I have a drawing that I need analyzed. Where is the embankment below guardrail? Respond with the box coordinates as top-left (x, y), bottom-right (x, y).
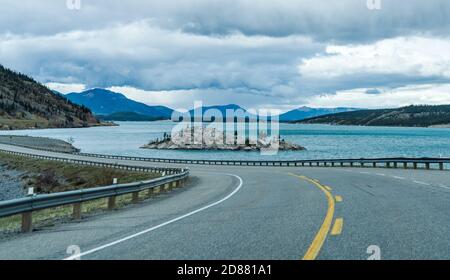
top-left (0, 148), bottom-right (189, 233)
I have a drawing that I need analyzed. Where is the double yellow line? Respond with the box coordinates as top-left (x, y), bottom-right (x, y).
top-left (289, 173), bottom-right (343, 260)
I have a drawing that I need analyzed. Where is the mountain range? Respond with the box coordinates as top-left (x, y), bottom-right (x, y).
top-left (65, 89), bottom-right (358, 122)
top-left (3, 63), bottom-right (448, 130)
top-left (0, 65), bottom-right (100, 130)
top-left (66, 89), bottom-right (173, 119)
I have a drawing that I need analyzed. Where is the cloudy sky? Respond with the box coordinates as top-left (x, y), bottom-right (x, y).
top-left (1, 0), bottom-right (450, 112)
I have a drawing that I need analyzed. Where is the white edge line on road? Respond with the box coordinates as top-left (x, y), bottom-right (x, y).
top-left (413, 180), bottom-right (431, 186)
top-left (411, 181), bottom-right (450, 191)
top-left (438, 185), bottom-right (450, 190)
top-left (64, 173), bottom-right (243, 260)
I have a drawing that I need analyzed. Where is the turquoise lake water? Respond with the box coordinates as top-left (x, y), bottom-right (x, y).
top-left (1, 121), bottom-right (450, 160)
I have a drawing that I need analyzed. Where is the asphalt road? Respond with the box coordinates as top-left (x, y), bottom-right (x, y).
top-left (0, 143), bottom-right (449, 260)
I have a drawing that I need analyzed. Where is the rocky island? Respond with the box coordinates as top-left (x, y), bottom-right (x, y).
top-left (141, 126), bottom-right (306, 151)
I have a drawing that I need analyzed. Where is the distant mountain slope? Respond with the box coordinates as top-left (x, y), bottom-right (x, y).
top-left (97, 112), bottom-right (166, 122)
top-left (298, 105), bottom-right (450, 127)
top-left (279, 106), bottom-right (360, 122)
top-left (186, 104), bottom-right (358, 122)
top-left (0, 65), bottom-right (100, 130)
top-left (66, 89), bottom-right (173, 119)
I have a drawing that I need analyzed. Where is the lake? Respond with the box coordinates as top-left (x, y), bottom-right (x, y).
top-left (1, 121), bottom-right (450, 160)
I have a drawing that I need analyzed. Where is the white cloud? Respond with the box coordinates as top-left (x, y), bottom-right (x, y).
top-left (3, 2), bottom-right (450, 110)
top-left (0, 20), bottom-right (320, 109)
top-left (299, 36), bottom-right (450, 79)
top-left (46, 82), bottom-right (86, 94)
top-left (306, 84), bottom-right (450, 108)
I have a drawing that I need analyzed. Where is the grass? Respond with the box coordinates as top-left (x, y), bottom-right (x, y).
top-left (0, 151), bottom-right (162, 234)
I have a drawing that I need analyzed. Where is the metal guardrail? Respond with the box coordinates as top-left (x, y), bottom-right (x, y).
top-left (0, 148), bottom-right (189, 233)
top-left (0, 149), bottom-right (183, 175)
top-left (76, 152), bottom-right (450, 171)
top-left (0, 143), bottom-right (447, 233)
top-left (0, 172), bottom-right (188, 218)
top-left (1, 142), bottom-right (448, 170)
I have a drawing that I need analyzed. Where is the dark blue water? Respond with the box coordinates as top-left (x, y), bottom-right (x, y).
top-left (1, 121), bottom-right (450, 160)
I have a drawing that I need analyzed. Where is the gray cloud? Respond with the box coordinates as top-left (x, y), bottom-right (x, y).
top-left (0, 22), bottom-right (322, 105)
top-left (1, 1), bottom-right (450, 109)
top-left (1, 0), bottom-right (450, 42)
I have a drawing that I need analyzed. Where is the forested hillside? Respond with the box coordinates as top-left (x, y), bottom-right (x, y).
top-left (0, 65), bottom-right (100, 130)
top-left (299, 105), bottom-right (450, 127)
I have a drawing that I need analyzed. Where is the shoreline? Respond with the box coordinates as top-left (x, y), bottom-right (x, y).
top-left (0, 121), bottom-right (117, 131)
top-left (291, 122), bottom-right (450, 129)
top-left (2, 119), bottom-right (449, 130)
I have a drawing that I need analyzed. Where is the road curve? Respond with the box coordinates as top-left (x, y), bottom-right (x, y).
top-left (0, 143), bottom-right (449, 260)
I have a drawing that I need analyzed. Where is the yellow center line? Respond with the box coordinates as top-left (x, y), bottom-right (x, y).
top-left (335, 195), bottom-right (343, 202)
top-left (288, 173), bottom-right (335, 260)
top-left (331, 218), bottom-right (344, 235)
top-left (325, 186), bottom-right (333, 191)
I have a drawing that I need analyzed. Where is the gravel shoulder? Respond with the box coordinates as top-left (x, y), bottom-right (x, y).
top-left (0, 164), bottom-right (26, 201)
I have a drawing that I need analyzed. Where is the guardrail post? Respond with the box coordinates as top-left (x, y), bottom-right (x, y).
top-left (393, 162), bottom-right (398, 168)
top-left (413, 163), bottom-right (418, 169)
top-left (108, 196), bottom-right (117, 210)
top-left (21, 211), bottom-right (33, 233)
top-left (340, 162), bottom-right (344, 167)
top-left (147, 188), bottom-right (155, 197)
top-left (439, 163), bottom-right (444, 170)
top-left (72, 203), bottom-right (82, 219)
top-left (350, 162), bottom-right (354, 167)
top-left (403, 162), bottom-right (408, 169)
top-left (132, 192), bottom-right (139, 204)
top-left (425, 163), bottom-right (430, 170)
top-left (373, 162), bottom-right (377, 168)
top-left (386, 162), bottom-right (391, 168)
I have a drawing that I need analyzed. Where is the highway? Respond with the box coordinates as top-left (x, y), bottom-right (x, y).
top-left (0, 143), bottom-right (449, 260)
